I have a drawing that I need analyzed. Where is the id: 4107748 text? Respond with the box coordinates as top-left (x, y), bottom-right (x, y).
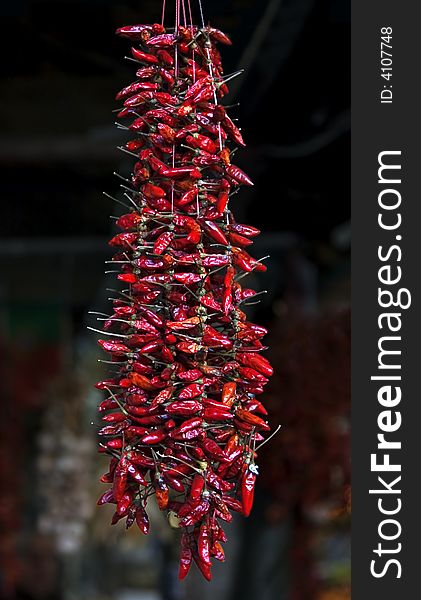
top-left (380, 27), bottom-right (393, 104)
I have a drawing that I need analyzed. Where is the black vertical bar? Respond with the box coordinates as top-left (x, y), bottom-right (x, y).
top-left (352, 1), bottom-right (420, 596)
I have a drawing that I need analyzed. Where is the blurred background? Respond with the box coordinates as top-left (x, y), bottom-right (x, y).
top-left (0, 0), bottom-right (350, 599)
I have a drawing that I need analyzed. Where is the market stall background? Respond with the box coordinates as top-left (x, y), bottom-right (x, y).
top-left (0, 0), bottom-right (350, 599)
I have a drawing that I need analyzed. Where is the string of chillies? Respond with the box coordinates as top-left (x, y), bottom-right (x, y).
top-left (94, 19), bottom-right (273, 581)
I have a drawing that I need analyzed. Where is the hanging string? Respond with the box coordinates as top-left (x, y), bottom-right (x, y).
top-left (176, 0), bottom-right (180, 30)
top-left (174, 0), bottom-right (180, 77)
top-left (198, 0), bottom-right (205, 28)
top-left (187, 0), bottom-right (193, 28)
top-left (181, 0), bottom-right (187, 27)
top-left (197, 0), bottom-right (224, 152)
top-left (161, 0), bottom-right (166, 27)
top-left (184, 0), bottom-right (199, 215)
top-left (195, 0), bottom-right (228, 218)
top-left (164, 0), bottom-right (224, 213)
top-left (171, 0), bottom-right (181, 213)
top-left (187, 0), bottom-right (196, 83)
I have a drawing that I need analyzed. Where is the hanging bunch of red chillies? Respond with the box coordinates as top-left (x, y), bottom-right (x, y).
top-left (94, 16), bottom-right (273, 581)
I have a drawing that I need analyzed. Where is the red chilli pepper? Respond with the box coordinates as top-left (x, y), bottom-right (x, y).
top-left (241, 464), bottom-right (258, 516)
top-left (135, 505), bottom-right (150, 534)
top-left (95, 21), bottom-right (273, 583)
top-left (131, 47), bottom-right (159, 64)
top-left (179, 533), bottom-right (193, 580)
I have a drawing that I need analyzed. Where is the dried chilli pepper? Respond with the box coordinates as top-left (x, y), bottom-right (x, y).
top-left (93, 16), bottom-right (274, 583)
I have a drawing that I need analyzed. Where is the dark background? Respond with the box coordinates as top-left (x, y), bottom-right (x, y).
top-left (0, 1), bottom-right (350, 599)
